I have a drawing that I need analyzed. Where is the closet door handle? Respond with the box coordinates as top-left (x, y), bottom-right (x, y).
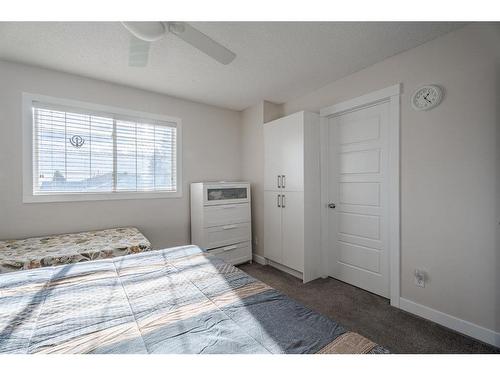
top-left (277, 175), bottom-right (281, 189)
top-left (282, 175), bottom-right (286, 189)
top-left (277, 194), bottom-right (281, 208)
top-left (282, 194), bottom-right (286, 208)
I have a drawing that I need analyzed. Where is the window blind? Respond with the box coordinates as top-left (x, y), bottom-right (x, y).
top-left (32, 103), bottom-right (177, 195)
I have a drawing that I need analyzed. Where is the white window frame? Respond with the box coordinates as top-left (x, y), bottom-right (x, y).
top-left (22, 93), bottom-right (183, 203)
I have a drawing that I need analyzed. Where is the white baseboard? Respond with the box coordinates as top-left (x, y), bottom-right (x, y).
top-left (252, 253), bottom-right (267, 265)
top-left (266, 259), bottom-right (303, 280)
top-left (399, 298), bottom-right (500, 348)
top-left (252, 254), bottom-right (304, 281)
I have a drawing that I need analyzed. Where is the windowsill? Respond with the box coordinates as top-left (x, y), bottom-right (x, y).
top-left (23, 190), bottom-right (183, 203)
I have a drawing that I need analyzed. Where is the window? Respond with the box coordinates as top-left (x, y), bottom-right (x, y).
top-left (23, 94), bottom-right (182, 202)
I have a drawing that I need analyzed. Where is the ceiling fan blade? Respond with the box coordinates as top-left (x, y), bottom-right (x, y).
top-left (168, 22), bottom-right (236, 65)
top-left (128, 35), bottom-right (150, 67)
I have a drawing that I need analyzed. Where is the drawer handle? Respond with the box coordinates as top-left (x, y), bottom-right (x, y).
top-left (222, 205), bottom-right (237, 209)
top-left (223, 245), bottom-right (237, 251)
top-left (222, 225), bottom-right (237, 230)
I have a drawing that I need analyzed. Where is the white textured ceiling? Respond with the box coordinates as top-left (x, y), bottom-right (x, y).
top-left (0, 22), bottom-right (466, 110)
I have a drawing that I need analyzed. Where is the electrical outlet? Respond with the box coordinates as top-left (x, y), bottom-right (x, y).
top-left (414, 269), bottom-right (426, 288)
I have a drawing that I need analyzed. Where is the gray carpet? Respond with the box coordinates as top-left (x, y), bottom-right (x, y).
top-left (238, 262), bottom-right (500, 354)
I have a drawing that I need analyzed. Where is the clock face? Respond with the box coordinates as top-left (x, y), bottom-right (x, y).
top-left (411, 85), bottom-right (443, 111)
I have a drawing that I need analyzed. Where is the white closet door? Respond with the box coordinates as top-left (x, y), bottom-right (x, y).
top-left (263, 191), bottom-right (282, 263)
top-left (281, 191), bottom-right (304, 272)
top-left (279, 113), bottom-right (304, 192)
top-left (264, 122), bottom-right (283, 191)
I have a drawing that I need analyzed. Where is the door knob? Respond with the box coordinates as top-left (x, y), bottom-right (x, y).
top-left (328, 203), bottom-right (336, 209)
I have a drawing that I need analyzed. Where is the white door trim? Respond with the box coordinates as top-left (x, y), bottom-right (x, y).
top-left (320, 84), bottom-right (401, 117)
top-left (320, 83), bottom-right (401, 307)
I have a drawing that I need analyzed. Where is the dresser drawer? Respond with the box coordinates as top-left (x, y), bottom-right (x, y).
top-left (204, 222), bottom-right (251, 249)
top-left (209, 241), bottom-right (252, 265)
top-left (203, 203), bottom-right (250, 227)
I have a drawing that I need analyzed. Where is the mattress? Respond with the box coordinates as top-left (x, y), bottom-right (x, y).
top-left (0, 227), bottom-right (151, 274)
top-left (0, 245), bottom-right (388, 354)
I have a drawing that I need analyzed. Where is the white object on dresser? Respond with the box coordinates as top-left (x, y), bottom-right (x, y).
top-left (190, 182), bottom-right (252, 265)
top-left (263, 111), bottom-right (321, 282)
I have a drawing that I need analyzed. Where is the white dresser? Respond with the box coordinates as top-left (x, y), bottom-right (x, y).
top-left (190, 182), bottom-right (252, 265)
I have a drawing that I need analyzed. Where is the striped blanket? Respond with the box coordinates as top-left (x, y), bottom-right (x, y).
top-left (0, 245), bottom-right (388, 354)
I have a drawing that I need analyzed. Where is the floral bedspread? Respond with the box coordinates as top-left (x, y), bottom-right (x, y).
top-left (0, 227), bottom-right (151, 274)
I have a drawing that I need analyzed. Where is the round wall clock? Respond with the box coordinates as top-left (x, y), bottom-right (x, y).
top-left (411, 85), bottom-right (443, 111)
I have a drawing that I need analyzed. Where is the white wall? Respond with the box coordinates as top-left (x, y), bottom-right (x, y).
top-left (241, 102), bottom-right (265, 255)
top-left (243, 23), bottom-right (500, 335)
top-left (0, 61), bottom-right (242, 248)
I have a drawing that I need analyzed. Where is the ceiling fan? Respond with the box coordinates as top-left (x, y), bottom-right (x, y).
top-left (121, 22), bottom-right (236, 67)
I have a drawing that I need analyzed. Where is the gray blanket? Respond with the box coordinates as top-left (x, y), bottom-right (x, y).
top-left (0, 245), bottom-right (388, 354)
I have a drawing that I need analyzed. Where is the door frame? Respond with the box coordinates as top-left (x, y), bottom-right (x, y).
top-left (319, 83), bottom-right (401, 307)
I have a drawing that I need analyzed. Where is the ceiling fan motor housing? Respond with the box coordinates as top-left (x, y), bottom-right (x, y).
top-left (121, 22), bottom-right (167, 42)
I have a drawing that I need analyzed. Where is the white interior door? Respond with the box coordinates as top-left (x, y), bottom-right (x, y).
top-left (281, 191), bottom-right (304, 272)
top-left (326, 102), bottom-right (390, 298)
top-left (263, 191), bottom-right (282, 263)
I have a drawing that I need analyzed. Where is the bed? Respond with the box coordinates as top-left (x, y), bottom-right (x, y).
top-left (0, 227), bottom-right (152, 274)
top-left (0, 245), bottom-right (388, 354)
